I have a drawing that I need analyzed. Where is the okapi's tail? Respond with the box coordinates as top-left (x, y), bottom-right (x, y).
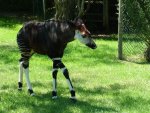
top-left (17, 27), bottom-right (32, 58)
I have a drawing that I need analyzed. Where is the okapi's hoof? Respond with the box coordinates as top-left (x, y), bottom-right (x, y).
top-left (70, 90), bottom-right (76, 102)
top-left (28, 89), bottom-right (35, 96)
top-left (52, 91), bottom-right (57, 99)
top-left (18, 82), bottom-right (22, 91)
top-left (70, 90), bottom-right (75, 97)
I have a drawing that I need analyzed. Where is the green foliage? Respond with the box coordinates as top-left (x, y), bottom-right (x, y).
top-left (122, 0), bottom-right (148, 33)
top-left (121, 0), bottom-right (150, 61)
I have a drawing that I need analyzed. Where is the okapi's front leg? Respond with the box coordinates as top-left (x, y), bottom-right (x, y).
top-left (53, 58), bottom-right (76, 99)
top-left (52, 60), bottom-right (59, 99)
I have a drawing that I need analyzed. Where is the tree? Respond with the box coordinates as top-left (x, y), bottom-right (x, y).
top-left (54, 0), bottom-right (76, 20)
top-left (54, 0), bottom-right (89, 20)
top-left (136, 0), bottom-right (150, 61)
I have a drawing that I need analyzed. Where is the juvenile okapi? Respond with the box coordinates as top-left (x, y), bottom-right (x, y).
top-left (17, 18), bottom-right (97, 100)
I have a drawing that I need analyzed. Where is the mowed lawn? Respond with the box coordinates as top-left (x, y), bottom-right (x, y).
top-left (0, 17), bottom-right (150, 113)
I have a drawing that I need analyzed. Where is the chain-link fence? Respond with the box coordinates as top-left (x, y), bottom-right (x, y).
top-left (118, 0), bottom-right (150, 62)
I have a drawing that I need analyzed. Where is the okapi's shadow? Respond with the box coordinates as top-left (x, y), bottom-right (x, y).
top-left (0, 82), bottom-right (117, 113)
top-left (29, 81), bottom-right (118, 113)
top-left (32, 94), bottom-right (117, 113)
top-left (1, 81), bottom-right (149, 113)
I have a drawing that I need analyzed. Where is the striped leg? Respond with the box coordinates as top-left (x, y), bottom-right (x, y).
top-left (53, 58), bottom-right (76, 99)
top-left (18, 61), bottom-right (23, 90)
top-left (24, 66), bottom-right (35, 96)
top-left (19, 57), bottom-right (35, 96)
top-left (52, 67), bottom-right (58, 99)
top-left (61, 67), bottom-right (76, 100)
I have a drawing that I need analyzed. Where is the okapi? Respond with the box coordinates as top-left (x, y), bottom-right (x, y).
top-left (17, 18), bottom-right (97, 100)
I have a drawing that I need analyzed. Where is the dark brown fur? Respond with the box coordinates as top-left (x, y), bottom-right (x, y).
top-left (17, 20), bottom-right (76, 59)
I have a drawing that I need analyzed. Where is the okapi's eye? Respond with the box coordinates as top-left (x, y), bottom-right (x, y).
top-left (82, 34), bottom-right (87, 38)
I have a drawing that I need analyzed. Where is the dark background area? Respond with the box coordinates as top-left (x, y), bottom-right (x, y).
top-left (0, 0), bottom-right (33, 12)
top-left (0, 0), bottom-right (118, 34)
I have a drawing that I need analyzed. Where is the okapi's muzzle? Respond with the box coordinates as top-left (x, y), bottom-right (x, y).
top-left (74, 31), bottom-right (97, 49)
top-left (86, 39), bottom-right (97, 49)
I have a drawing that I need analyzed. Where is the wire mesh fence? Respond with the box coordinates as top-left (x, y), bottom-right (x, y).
top-left (118, 0), bottom-right (150, 62)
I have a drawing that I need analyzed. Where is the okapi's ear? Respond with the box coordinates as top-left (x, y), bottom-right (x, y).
top-left (72, 17), bottom-right (83, 27)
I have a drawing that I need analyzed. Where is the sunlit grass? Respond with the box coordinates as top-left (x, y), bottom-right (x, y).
top-left (0, 17), bottom-right (150, 113)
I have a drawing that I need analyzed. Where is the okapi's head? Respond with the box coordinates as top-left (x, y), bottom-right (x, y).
top-left (73, 18), bottom-right (97, 49)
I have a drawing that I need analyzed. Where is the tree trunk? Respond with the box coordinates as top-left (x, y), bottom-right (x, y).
top-left (54, 0), bottom-right (76, 20)
top-left (54, 0), bottom-right (88, 20)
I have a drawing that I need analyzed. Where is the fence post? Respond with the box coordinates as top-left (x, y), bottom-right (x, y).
top-left (118, 0), bottom-right (123, 60)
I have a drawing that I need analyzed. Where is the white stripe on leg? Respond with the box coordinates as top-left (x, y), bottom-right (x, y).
top-left (24, 68), bottom-right (32, 90)
top-left (61, 67), bottom-right (67, 73)
top-left (66, 79), bottom-right (74, 91)
top-left (52, 68), bottom-right (58, 91)
top-left (61, 67), bottom-right (74, 91)
top-left (52, 67), bottom-right (58, 99)
top-left (52, 78), bottom-right (56, 91)
top-left (18, 62), bottom-right (23, 83)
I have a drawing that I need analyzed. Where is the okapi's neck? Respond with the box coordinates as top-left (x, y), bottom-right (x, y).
top-left (45, 19), bottom-right (78, 44)
top-left (60, 21), bottom-right (77, 44)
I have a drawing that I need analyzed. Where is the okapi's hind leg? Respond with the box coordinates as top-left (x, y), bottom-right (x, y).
top-left (52, 58), bottom-right (76, 100)
top-left (18, 55), bottom-right (35, 96)
top-left (18, 59), bottom-right (23, 91)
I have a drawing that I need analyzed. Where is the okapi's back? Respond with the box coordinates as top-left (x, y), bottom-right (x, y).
top-left (17, 21), bottom-right (49, 55)
top-left (17, 20), bottom-right (75, 57)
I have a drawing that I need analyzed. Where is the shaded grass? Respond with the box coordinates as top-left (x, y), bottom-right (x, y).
top-left (0, 16), bottom-right (22, 28)
top-left (0, 17), bottom-right (150, 113)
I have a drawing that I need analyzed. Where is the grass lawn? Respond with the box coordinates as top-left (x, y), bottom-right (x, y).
top-left (0, 17), bottom-right (150, 113)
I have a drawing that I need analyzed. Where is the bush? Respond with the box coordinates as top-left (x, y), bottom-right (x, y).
top-left (122, 0), bottom-right (150, 62)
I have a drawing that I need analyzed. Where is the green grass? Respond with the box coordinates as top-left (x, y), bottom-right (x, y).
top-left (0, 17), bottom-right (150, 113)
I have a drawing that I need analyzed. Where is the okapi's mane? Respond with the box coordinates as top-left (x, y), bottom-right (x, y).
top-left (23, 19), bottom-right (76, 32)
top-left (45, 19), bottom-right (76, 28)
